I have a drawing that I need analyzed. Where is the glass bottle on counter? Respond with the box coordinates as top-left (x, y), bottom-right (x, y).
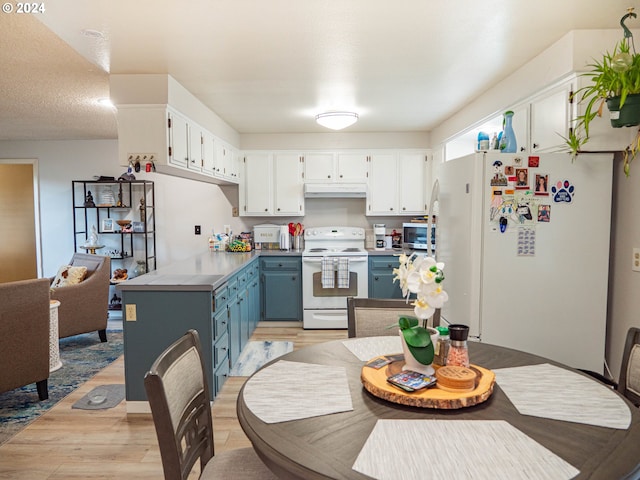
top-left (446, 324), bottom-right (470, 367)
top-left (433, 326), bottom-right (450, 366)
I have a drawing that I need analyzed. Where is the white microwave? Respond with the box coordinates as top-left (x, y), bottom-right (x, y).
top-left (402, 221), bottom-right (435, 252)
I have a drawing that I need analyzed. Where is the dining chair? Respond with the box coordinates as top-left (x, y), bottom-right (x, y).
top-left (346, 296), bottom-right (441, 338)
top-left (144, 329), bottom-right (278, 480)
top-left (580, 327), bottom-right (640, 408)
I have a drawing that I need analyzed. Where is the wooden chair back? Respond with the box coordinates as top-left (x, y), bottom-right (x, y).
top-left (346, 297), bottom-right (440, 338)
top-left (144, 330), bottom-right (214, 480)
top-left (618, 327), bottom-right (640, 407)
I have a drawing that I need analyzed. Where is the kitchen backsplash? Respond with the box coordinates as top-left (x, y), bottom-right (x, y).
top-left (239, 197), bottom-right (411, 248)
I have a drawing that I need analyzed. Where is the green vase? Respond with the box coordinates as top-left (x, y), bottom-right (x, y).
top-left (606, 94), bottom-right (640, 128)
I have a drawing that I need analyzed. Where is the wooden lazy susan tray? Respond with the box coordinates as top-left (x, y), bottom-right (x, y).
top-left (361, 357), bottom-right (496, 409)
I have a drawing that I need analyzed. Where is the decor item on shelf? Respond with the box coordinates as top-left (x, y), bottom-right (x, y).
top-left (82, 225), bottom-right (104, 254)
top-left (110, 268), bottom-right (128, 283)
top-left (98, 185), bottom-right (115, 207)
top-left (84, 191), bottom-right (95, 207)
top-left (133, 260), bottom-right (147, 277)
top-left (138, 198), bottom-right (145, 222)
top-left (567, 8), bottom-right (640, 175)
top-left (115, 219), bottom-right (131, 230)
top-left (392, 253), bottom-right (449, 375)
top-left (315, 111), bottom-right (358, 130)
top-left (499, 110), bottom-right (517, 153)
top-left (116, 183), bottom-right (126, 208)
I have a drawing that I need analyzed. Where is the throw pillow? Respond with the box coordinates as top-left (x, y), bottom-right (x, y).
top-left (51, 265), bottom-right (88, 288)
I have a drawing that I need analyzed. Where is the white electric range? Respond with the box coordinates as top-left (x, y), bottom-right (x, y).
top-left (301, 226), bottom-right (368, 329)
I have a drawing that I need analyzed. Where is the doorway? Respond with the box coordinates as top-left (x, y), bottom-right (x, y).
top-left (0, 160), bottom-right (41, 282)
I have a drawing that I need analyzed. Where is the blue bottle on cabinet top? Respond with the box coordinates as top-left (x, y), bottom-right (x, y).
top-left (500, 110), bottom-right (517, 153)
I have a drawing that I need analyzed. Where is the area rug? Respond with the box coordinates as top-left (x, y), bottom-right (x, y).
top-left (229, 341), bottom-right (294, 376)
top-left (0, 330), bottom-right (123, 446)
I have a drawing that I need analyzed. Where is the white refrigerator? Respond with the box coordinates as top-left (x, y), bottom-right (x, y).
top-left (434, 152), bottom-right (613, 373)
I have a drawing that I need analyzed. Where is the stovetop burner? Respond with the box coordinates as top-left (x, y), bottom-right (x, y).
top-left (342, 248), bottom-right (361, 252)
top-left (309, 248), bottom-right (327, 252)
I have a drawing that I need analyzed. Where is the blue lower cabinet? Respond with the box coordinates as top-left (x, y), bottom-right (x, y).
top-left (369, 256), bottom-right (404, 299)
top-left (260, 257), bottom-right (302, 321)
top-left (121, 290), bottom-right (216, 401)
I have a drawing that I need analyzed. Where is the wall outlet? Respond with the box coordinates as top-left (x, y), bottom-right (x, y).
top-left (195, 225), bottom-right (201, 235)
top-left (125, 304), bottom-right (137, 321)
top-left (232, 207), bottom-right (239, 217)
top-left (633, 248), bottom-right (640, 272)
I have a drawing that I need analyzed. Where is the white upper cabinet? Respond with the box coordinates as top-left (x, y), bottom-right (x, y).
top-left (274, 154), bottom-right (304, 215)
top-left (336, 153), bottom-right (369, 182)
top-left (530, 81), bottom-right (572, 153)
top-left (398, 152), bottom-right (427, 214)
top-left (367, 153), bottom-right (398, 215)
top-left (201, 131), bottom-right (215, 176)
top-left (241, 153), bottom-right (303, 217)
top-left (367, 152), bottom-right (427, 216)
top-left (167, 110), bottom-right (189, 168)
top-left (188, 123), bottom-right (203, 171)
top-left (303, 152), bottom-right (368, 183)
top-left (304, 153), bottom-right (336, 182)
top-left (242, 153), bottom-right (273, 215)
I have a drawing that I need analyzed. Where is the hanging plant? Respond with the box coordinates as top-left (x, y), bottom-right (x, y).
top-left (567, 8), bottom-right (640, 175)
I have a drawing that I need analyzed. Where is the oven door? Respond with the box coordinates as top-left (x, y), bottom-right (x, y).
top-left (302, 256), bottom-right (367, 309)
top-left (302, 256), bottom-right (368, 328)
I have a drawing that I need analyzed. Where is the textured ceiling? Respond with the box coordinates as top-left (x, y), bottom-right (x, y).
top-left (0, 1), bottom-right (637, 141)
top-left (0, 15), bottom-right (115, 140)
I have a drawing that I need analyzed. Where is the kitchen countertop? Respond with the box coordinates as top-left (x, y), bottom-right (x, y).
top-left (116, 247), bottom-right (422, 292)
top-left (116, 249), bottom-right (302, 292)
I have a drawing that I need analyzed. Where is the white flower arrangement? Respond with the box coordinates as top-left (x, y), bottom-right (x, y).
top-left (393, 252), bottom-right (448, 321)
top-left (392, 253), bottom-right (449, 367)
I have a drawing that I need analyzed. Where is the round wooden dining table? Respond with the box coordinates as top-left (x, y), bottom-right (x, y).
top-left (237, 339), bottom-right (640, 480)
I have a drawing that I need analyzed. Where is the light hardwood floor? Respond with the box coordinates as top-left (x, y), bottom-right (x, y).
top-left (0, 324), bottom-right (347, 479)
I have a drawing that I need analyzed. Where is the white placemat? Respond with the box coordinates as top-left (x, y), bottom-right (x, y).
top-left (352, 419), bottom-right (579, 480)
top-left (342, 336), bottom-right (402, 361)
top-left (495, 363), bottom-right (631, 429)
top-left (243, 360), bottom-right (353, 423)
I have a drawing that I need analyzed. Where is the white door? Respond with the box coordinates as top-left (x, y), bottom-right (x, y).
top-left (367, 154), bottom-right (398, 215)
top-left (168, 111), bottom-right (189, 168)
top-left (201, 131), bottom-right (215, 176)
top-left (243, 154), bottom-right (272, 215)
top-left (337, 153), bottom-right (368, 182)
top-left (399, 152), bottom-right (427, 214)
top-left (274, 154), bottom-right (304, 216)
top-left (304, 153), bottom-right (335, 182)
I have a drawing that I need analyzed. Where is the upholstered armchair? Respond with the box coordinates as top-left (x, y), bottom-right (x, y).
top-left (50, 253), bottom-right (111, 341)
top-left (0, 277), bottom-right (50, 400)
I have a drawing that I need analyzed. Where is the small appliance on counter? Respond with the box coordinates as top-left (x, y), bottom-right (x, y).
top-left (373, 224), bottom-right (386, 251)
top-left (279, 225), bottom-right (291, 251)
top-left (253, 224), bottom-right (281, 250)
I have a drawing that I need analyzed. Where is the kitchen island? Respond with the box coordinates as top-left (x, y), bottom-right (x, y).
top-left (117, 249), bottom-right (300, 413)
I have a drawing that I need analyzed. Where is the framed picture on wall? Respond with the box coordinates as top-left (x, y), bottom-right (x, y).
top-left (101, 218), bottom-right (114, 232)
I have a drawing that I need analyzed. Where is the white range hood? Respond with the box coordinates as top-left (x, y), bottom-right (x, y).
top-left (304, 183), bottom-right (367, 198)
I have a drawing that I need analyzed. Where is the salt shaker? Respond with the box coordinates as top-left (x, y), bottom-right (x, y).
top-left (446, 324), bottom-right (470, 368)
top-left (433, 326), bottom-right (450, 366)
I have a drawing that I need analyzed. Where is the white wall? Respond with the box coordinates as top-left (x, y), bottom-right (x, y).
top-left (607, 154), bottom-right (640, 379)
top-left (0, 139), bottom-right (247, 275)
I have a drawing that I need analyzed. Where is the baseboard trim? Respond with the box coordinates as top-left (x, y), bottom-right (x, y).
top-left (126, 401), bottom-right (150, 414)
top-left (257, 321), bottom-right (302, 328)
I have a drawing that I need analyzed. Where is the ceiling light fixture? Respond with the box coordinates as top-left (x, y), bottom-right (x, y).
top-left (315, 111), bottom-right (358, 130)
